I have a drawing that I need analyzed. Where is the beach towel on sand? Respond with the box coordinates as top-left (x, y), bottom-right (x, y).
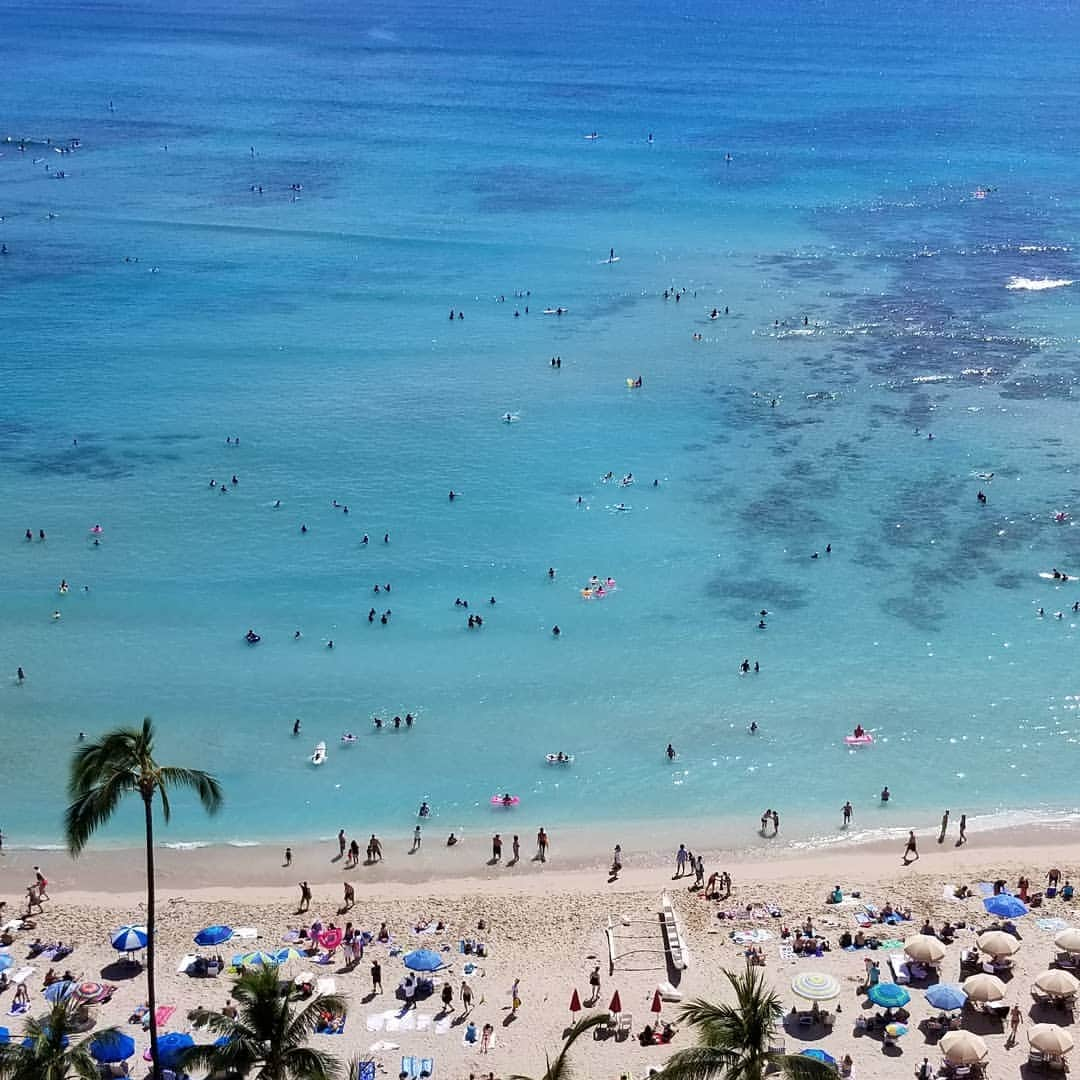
top-left (154, 1005), bottom-right (176, 1027)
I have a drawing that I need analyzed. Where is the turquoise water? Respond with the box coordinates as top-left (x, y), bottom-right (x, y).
top-left (3, 0), bottom-right (1080, 849)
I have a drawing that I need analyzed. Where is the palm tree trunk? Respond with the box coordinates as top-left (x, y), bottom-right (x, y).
top-left (144, 790), bottom-right (160, 1076)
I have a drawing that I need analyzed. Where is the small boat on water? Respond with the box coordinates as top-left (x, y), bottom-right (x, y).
top-left (310, 741), bottom-right (327, 766)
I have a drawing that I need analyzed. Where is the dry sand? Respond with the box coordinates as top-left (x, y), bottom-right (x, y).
top-left (3, 826), bottom-right (1080, 1078)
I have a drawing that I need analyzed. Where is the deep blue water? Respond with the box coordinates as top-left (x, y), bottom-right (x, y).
top-left (2, 0), bottom-right (1080, 849)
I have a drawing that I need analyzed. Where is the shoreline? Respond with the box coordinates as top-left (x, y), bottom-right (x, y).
top-left (6, 818), bottom-right (1080, 905)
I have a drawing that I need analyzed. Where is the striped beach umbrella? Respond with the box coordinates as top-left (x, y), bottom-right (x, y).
top-left (868, 982), bottom-right (910, 1008)
top-left (43, 980), bottom-right (77, 1003)
top-left (791, 971), bottom-right (841, 1002)
top-left (110, 925), bottom-right (148, 953)
top-left (237, 951), bottom-right (277, 968)
top-left (73, 981), bottom-right (110, 1005)
top-left (273, 947), bottom-right (307, 965)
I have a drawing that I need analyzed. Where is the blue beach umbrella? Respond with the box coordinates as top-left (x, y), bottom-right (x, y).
top-left (403, 948), bottom-right (444, 972)
top-left (110, 925), bottom-right (149, 953)
top-left (984, 894), bottom-right (1029, 919)
top-left (156, 1032), bottom-right (195, 1067)
top-left (926, 983), bottom-right (968, 1012)
top-left (0, 953), bottom-right (12, 972)
top-left (0, 1027), bottom-right (9, 1043)
top-left (89, 1031), bottom-right (135, 1063)
top-left (194, 925), bottom-right (233, 947)
top-left (800, 1049), bottom-right (837, 1065)
top-left (43, 980), bottom-right (77, 1003)
top-left (868, 982), bottom-right (911, 1008)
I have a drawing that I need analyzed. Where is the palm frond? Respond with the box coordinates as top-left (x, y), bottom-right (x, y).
top-left (283, 993), bottom-right (347, 1048)
top-left (281, 1044), bottom-right (342, 1080)
top-left (773, 1054), bottom-right (838, 1080)
top-left (658, 1046), bottom-right (744, 1080)
top-left (64, 769), bottom-right (136, 855)
top-left (507, 1012), bottom-right (607, 1080)
top-left (158, 765), bottom-right (224, 815)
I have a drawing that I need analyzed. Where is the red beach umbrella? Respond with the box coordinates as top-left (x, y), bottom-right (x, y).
top-left (651, 989), bottom-right (663, 1015)
top-left (569, 989), bottom-right (582, 1016)
top-left (609, 990), bottom-right (622, 1015)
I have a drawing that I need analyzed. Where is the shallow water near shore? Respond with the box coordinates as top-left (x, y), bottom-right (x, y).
top-left (2, 0), bottom-right (1080, 850)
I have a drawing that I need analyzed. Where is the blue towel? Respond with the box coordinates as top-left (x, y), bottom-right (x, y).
top-left (402, 1056), bottom-right (418, 1079)
top-left (357, 1064), bottom-right (376, 1080)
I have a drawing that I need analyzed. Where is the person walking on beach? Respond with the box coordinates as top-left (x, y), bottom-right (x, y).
top-left (589, 965), bottom-right (601, 1004)
top-left (283, 846), bottom-right (292, 867)
top-left (371, 958), bottom-right (382, 994)
top-left (512, 834), bottom-right (520, 864)
top-left (343, 882), bottom-right (355, 910)
top-left (338, 829), bottom-right (347, 859)
top-left (348, 838), bottom-right (360, 867)
top-left (536, 828), bottom-right (548, 862)
top-left (33, 867), bottom-right (48, 901)
top-left (510, 977), bottom-right (521, 1018)
top-left (903, 831), bottom-right (919, 864)
top-left (674, 843), bottom-right (688, 878)
top-left (772, 810), bottom-right (780, 835)
top-left (1006, 1004), bottom-right (1023, 1047)
top-left (369, 834), bottom-right (383, 862)
top-left (760, 809), bottom-right (771, 835)
top-left (938, 809), bottom-right (950, 844)
top-left (298, 880), bottom-right (312, 912)
top-left (461, 979), bottom-right (474, 1014)
top-left (492, 833), bottom-right (502, 862)
top-left (441, 981), bottom-right (454, 1012)
top-left (958, 814), bottom-right (967, 845)
top-left (842, 801), bottom-right (853, 827)
top-left (0, 826), bottom-right (5, 854)
top-left (694, 855), bottom-right (705, 888)
top-left (411, 825), bottom-right (422, 853)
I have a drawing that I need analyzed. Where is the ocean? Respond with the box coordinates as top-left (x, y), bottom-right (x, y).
top-left (3, 0), bottom-right (1080, 852)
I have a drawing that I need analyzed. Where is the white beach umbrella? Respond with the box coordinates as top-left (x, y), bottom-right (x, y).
top-left (1035, 969), bottom-right (1080, 997)
top-left (961, 973), bottom-right (1006, 1002)
top-left (1029, 1024), bottom-right (1075, 1055)
top-left (940, 1030), bottom-right (989, 1065)
top-left (977, 930), bottom-right (1020, 957)
top-left (1055, 928), bottom-right (1080, 954)
top-left (904, 935), bottom-right (946, 964)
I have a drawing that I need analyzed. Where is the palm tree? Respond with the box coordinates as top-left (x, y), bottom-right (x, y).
top-left (65, 717), bottom-right (223, 1075)
top-left (658, 963), bottom-right (836, 1080)
top-left (0, 1000), bottom-right (117, 1080)
top-left (181, 963), bottom-right (348, 1079)
top-left (508, 1013), bottom-right (608, 1080)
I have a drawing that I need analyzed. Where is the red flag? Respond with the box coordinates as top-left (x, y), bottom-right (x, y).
top-left (651, 989), bottom-right (663, 1014)
top-left (609, 990), bottom-right (622, 1014)
top-left (569, 989), bottom-right (582, 1014)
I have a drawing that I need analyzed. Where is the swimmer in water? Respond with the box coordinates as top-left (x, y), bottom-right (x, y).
top-left (419, 801), bottom-right (430, 817)
top-left (552, 624), bottom-right (561, 636)
top-left (293, 719), bottom-right (301, 735)
top-left (666, 743), bottom-right (676, 761)
top-left (749, 721), bottom-right (758, 734)
top-left (758, 619), bottom-right (767, 629)
top-left (880, 786), bottom-right (890, 802)
top-left (300, 524), bottom-right (308, 533)
top-left (17, 666), bottom-right (25, 682)
top-left (294, 630), bottom-right (302, 639)
top-left (740, 659), bottom-right (750, 674)
top-left (548, 567), bottom-right (556, 579)
top-left (273, 500), bottom-right (281, 508)
top-left (373, 716), bottom-right (383, 728)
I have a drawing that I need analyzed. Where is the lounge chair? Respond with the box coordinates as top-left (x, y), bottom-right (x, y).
top-left (1029, 1051), bottom-right (1046, 1069)
top-left (618, 1013), bottom-right (633, 1040)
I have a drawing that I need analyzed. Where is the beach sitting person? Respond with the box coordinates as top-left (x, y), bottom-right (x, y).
top-left (377, 922), bottom-right (390, 943)
top-left (660, 1021), bottom-right (678, 1043)
top-left (638, 1023), bottom-right (655, 1046)
top-left (854, 930), bottom-right (867, 947)
top-left (26, 938), bottom-right (47, 958)
top-left (42, 968), bottom-right (59, 987)
top-left (464, 1021), bottom-right (478, 1044)
top-left (939, 921), bottom-right (956, 943)
top-left (53, 942), bottom-right (73, 961)
top-left (954, 884), bottom-right (972, 899)
top-left (827, 886), bottom-right (843, 905)
top-left (1064, 881), bottom-right (1075, 901)
top-left (920, 920), bottom-right (936, 937)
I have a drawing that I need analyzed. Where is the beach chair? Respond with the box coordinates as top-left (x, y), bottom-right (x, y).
top-left (618, 1013), bottom-right (633, 1040)
top-left (1029, 1051), bottom-right (1047, 1070)
top-left (888, 952), bottom-right (911, 984)
top-left (419, 1058), bottom-right (434, 1078)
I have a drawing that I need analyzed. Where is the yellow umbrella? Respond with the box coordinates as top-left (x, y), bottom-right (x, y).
top-left (977, 930), bottom-right (1020, 957)
top-left (904, 935), bottom-right (946, 964)
top-left (1054, 929), bottom-right (1080, 954)
top-left (962, 973), bottom-right (1006, 1002)
top-left (940, 1030), bottom-right (989, 1065)
top-left (1035, 969), bottom-right (1080, 997)
top-left (1029, 1024), bottom-right (1075, 1055)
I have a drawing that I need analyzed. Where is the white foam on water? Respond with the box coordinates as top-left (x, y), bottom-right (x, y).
top-left (1006, 276), bottom-right (1075, 291)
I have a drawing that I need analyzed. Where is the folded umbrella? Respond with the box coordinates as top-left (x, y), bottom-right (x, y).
top-left (609, 990), bottom-right (622, 1015)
